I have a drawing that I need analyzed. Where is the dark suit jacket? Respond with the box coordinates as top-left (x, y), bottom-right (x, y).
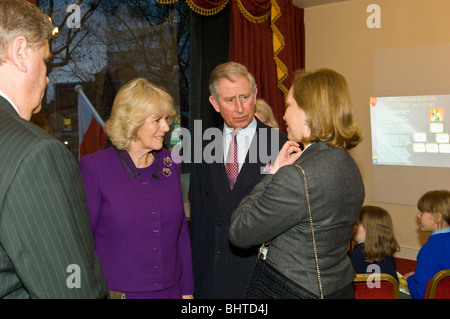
top-left (229, 142), bottom-right (365, 297)
top-left (189, 118), bottom-right (287, 298)
top-left (0, 97), bottom-right (108, 298)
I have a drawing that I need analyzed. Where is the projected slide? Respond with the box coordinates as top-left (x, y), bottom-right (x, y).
top-left (370, 94), bottom-right (450, 168)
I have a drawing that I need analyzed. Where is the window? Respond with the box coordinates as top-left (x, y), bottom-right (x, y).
top-left (39, 0), bottom-right (190, 160)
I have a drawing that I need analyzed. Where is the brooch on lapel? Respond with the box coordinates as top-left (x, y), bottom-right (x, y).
top-left (163, 168), bottom-right (172, 177)
top-left (163, 157), bottom-right (172, 167)
top-left (162, 157), bottom-right (172, 177)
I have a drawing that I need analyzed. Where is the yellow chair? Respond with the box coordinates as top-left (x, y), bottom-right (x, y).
top-left (424, 269), bottom-right (450, 299)
top-left (353, 273), bottom-right (399, 299)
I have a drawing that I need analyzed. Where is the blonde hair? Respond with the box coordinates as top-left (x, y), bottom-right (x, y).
top-left (105, 78), bottom-right (176, 150)
top-left (255, 99), bottom-right (278, 128)
top-left (291, 68), bottom-right (362, 150)
top-left (359, 205), bottom-right (400, 263)
top-left (417, 190), bottom-right (450, 227)
top-left (0, 0), bottom-right (53, 64)
top-left (209, 61), bottom-right (257, 101)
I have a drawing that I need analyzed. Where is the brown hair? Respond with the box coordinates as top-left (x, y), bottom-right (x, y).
top-left (105, 78), bottom-right (176, 150)
top-left (291, 68), bottom-right (362, 150)
top-left (0, 0), bottom-right (53, 64)
top-left (359, 205), bottom-right (400, 263)
top-left (417, 190), bottom-right (450, 227)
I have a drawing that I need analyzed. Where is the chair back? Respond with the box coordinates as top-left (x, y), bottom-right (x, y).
top-left (424, 269), bottom-right (450, 299)
top-left (353, 273), bottom-right (399, 299)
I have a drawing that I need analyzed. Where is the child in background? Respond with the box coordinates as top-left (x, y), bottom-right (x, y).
top-left (349, 205), bottom-right (400, 281)
top-left (403, 190), bottom-right (450, 299)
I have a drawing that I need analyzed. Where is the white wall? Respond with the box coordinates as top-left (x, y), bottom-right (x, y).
top-left (304, 0), bottom-right (450, 259)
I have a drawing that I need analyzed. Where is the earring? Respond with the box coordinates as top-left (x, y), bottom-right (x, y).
top-left (304, 117), bottom-right (308, 125)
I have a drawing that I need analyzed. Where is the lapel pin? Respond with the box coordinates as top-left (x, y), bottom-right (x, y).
top-left (163, 168), bottom-right (172, 177)
top-left (163, 157), bottom-right (172, 167)
top-left (263, 162), bottom-right (272, 172)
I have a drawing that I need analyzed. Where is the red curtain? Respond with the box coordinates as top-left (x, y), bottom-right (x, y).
top-left (156, 0), bottom-right (305, 132)
top-left (229, 0), bottom-right (304, 132)
top-left (27, 0), bottom-right (36, 4)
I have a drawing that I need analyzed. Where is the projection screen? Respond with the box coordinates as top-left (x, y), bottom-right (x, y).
top-left (371, 43), bottom-right (450, 206)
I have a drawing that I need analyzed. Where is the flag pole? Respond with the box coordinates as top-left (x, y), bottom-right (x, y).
top-left (75, 85), bottom-right (105, 128)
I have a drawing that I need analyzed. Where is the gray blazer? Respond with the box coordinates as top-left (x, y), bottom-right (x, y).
top-left (229, 141), bottom-right (365, 297)
top-left (0, 97), bottom-right (108, 298)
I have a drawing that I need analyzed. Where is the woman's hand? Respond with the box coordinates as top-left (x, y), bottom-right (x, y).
top-left (270, 141), bottom-right (302, 174)
top-left (182, 294), bottom-right (195, 299)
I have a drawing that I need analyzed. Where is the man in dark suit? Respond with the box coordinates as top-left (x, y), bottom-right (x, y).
top-left (0, 0), bottom-right (108, 298)
top-left (189, 62), bottom-right (287, 298)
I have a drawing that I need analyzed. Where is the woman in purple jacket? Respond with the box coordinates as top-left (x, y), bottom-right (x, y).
top-left (79, 78), bottom-right (194, 299)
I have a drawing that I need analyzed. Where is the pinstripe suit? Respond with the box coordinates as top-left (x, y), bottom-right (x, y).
top-left (0, 97), bottom-right (108, 298)
top-left (189, 118), bottom-right (287, 298)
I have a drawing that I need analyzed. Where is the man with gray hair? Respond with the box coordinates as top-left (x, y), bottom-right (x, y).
top-left (0, 0), bottom-right (108, 298)
top-left (189, 62), bottom-right (287, 298)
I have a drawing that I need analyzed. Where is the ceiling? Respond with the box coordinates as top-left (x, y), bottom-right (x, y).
top-left (292, 0), bottom-right (348, 8)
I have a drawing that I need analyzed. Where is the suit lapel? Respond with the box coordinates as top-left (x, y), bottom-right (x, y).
top-left (211, 160), bottom-right (231, 194)
top-left (234, 127), bottom-right (259, 189)
top-left (205, 124), bottom-right (233, 195)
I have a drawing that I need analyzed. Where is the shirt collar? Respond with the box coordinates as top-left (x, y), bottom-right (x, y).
top-left (431, 227), bottom-right (450, 236)
top-left (114, 146), bottom-right (161, 180)
top-left (0, 91), bottom-right (20, 115)
top-left (224, 117), bottom-right (257, 138)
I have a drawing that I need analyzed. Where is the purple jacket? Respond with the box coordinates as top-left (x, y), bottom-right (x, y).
top-left (79, 147), bottom-right (193, 295)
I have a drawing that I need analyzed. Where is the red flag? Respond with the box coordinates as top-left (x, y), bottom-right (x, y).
top-left (78, 91), bottom-right (106, 160)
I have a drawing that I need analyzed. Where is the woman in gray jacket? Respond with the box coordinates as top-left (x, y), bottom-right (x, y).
top-left (229, 68), bottom-right (365, 299)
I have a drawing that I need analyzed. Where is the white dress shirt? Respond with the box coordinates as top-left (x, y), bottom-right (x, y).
top-left (223, 118), bottom-right (257, 172)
